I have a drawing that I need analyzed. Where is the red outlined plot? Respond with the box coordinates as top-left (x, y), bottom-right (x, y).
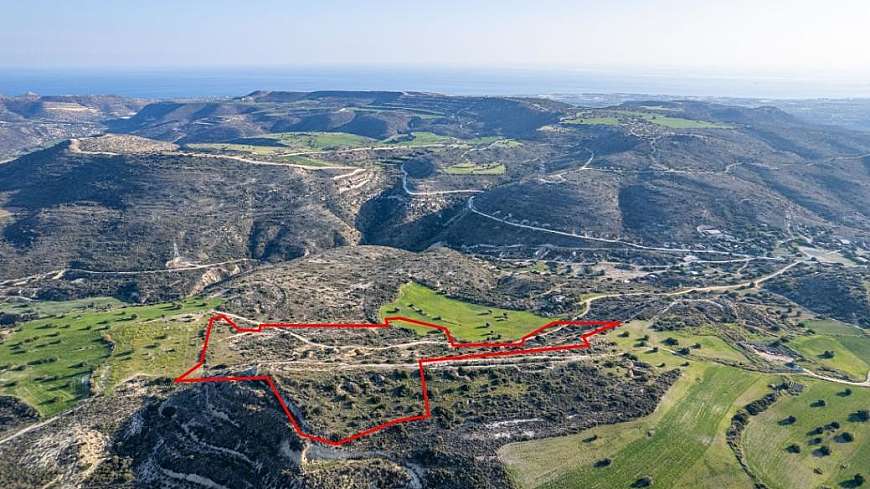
top-left (175, 314), bottom-right (621, 447)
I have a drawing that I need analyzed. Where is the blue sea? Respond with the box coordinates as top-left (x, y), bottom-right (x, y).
top-left (1, 66), bottom-right (869, 100)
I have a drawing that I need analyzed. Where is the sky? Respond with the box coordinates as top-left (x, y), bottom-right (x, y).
top-left (3, 0), bottom-right (870, 80)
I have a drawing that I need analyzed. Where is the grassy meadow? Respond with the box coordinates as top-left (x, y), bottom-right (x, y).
top-left (0, 298), bottom-right (219, 415)
top-left (379, 282), bottom-right (554, 342)
top-left (562, 111), bottom-right (733, 129)
top-left (499, 319), bottom-right (869, 489)
top-left (743, 381), bottom-right (870, 489)
top-left (615, 110), bottom-right (734, 129)
top-left (787, 319), bottom-right (870, 381)
top-left (562, 116), bottom-right (620, 126)
top-left (501, 363), bottom-right (769, 489)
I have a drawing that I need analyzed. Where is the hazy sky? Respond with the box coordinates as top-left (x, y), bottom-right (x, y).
top-left (3, 0), bottom-right (870, 78)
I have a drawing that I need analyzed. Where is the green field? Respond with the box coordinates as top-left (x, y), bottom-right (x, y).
top-left (790, 320), bottom-right (870, 381)
top-left (384, 132), bottom-right (510, 147)
top-left (269, 131), bottom-right (377, 150)
top-left (643, 115), bottom-right (733, 129)
top-left (186, 131), bottom-right (376, 162)
top-left (561, 116), bottom-right (620, 126)
top-left (804, 320), bottom-right (870, 368)
top-left (189, 131), bottom-right (511, 161)
top-left (385, 131), bottom-right (457, 146)
top-left (617, 111), bottom-right (733, 129)
top-left (185, 143), bottom-right (338, 167)
top-left (379, 282), bottom-right (554, 341)
top-left (837, 335), bottom-right (870, 372)
top-left (561, 111), bottom-right (732, 129)
top-left (743, 381), bottom-right (870, 489)
top-left (186, 142), bottom-right (285, 155)
top-left (663, 328), bottom-right (752, 364)
top-left (500, 319), bottom-right (870, 489)
top-left (501, 363), bottom-right (769, 489)
top-left (806, 319), bottom-right (866, 337)
top-left (0, 297), bottom-right (124, 317)
top-left (606, 321), bottom-right (752, 370)
top-left (443, 162), bottom-right (506, 175)
top-left (97, 305), bottom-right (234, 392)
top-left (0, 298), bottom-right (218, 415)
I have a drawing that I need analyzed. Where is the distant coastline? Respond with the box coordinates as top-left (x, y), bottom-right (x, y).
top-left (2, 66), bottom-right (869, 99)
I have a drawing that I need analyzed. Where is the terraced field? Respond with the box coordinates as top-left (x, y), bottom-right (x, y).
top-left (0, 297), bottom-right (124, 317)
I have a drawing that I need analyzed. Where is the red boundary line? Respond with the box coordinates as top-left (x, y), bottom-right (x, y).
top-left (175, 314), bottom-right (620, 447)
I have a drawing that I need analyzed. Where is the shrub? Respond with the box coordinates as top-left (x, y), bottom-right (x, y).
top-left (851, 410), bottom-right (869, 422)
top-left (836, 432), bottom-right (854, 443)
top-left (632, 475), bottom-right (653, 488)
